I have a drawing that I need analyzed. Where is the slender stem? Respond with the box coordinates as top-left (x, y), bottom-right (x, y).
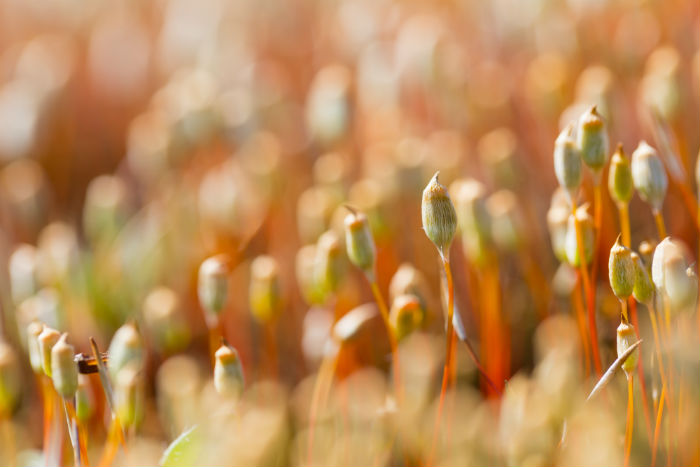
top-left (76, 416), bottom-right (90, 467)
top-left (652, 385), bottom-right (666, 467)
top-left (369, 280), bottom-right (403, 401)
top-left (208, 318), bottom-right (223, 369)
top-left (625, 373), bottom-right (634, 467)
top-left (629, 299), bottom-right (653, 447)
top-left (98, 417), bottom-right (121, 467)
top-left (618, 203), bottom-right (631, 248)
top-left (482, 257), bottom-right (506, 395)
top-left (572, 279), bottom-right (592, 377)
top-left (40, 375), bottom-right (53, 467)
top-left (459, 337), bottom-right (502, 397)
top-left (307, 350), bottom-right (338, 466)
top-left (428, 257), bottom-right (456, 464)
top-left (62, 399), bottom-right (80, 467)
top-left (572, 202), bottom-right (603, 375)
top-left (653, 210), bottom-right (667, 239)
top-left (649, 309), bottom-right (671, 406)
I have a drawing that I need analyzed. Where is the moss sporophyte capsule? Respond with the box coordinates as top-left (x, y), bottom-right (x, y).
top-left (421, 172), bottom-right (457, 258)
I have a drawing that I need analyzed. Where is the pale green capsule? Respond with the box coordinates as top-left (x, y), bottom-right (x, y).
top-left (249, 255), bottom-right (282, 324)
top-left (27, 321), bottom-right (44, 374)
top-left (344, 209), bottom-right (376, 276)
top-left (631, 141), bottom-right (667, 211)
top-left (451, 178), bottom-right (491, 264)
top-left (389, 294), bottom-right (425, 341)
top-left (214, 343), bottom-right (245, 399)
top-left (608, 144), bottom-right (634, 205)
top-left (422, 172), bottom-right (457, 258)
top-left (51, 334), bottom-right (78, 398)
top-left (314, 231), bottom-right (345, 300)
top-left (577, 106), bottom-right (609, 173)
top-left (631, 253), bottom-right (654, 306)
top-left (197, 255), bottom-right (230, 323)
top-left (38, 326), bottom-right (60, 378)
top-left (114, 363), bottom-right (143, 429)
top-left (553, 124), bottom-right (582, 199)
top-left (617, 322), bottom-right (638, 376)
top-left (608, 235), bottom-right (635, 300)
top-left (108, 322), bottom-right (144, 380)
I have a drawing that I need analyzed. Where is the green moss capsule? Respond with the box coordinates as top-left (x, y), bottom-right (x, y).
top-left (608, 235), bottom-right (635, 301)
top-left (617, 322), bottom-right (638, 376)
top-left (344, 209), bottom-right (376, 277)
top-left (198, 255), bottom-right (230, 325)
top-left (631, 141), bottom-right (667, 212)
top-left (108, 322), bottom-right (144, 380)
top-left (577, 106), bottom-right (609, 174)
top-left (51, 333), bottom-right (78, 398)
top-left (389, 294), bottom-right (425, 341)
top-left (421, 172), bottom-right (457, 258)
top-left (314, 231), bottom-right (345, 300)
top-left (249, 255), bottom-right (282, 324)
top-left (38, 326), bottom-right (60, 378)
top-left (214, 342), bottom-right (245, 399)
top-left (608, 144), bottom-right (634, 205)
top-left (553, 124), bottom-right (582, 200)
top-left (631, 253), bottom-right (654, 306)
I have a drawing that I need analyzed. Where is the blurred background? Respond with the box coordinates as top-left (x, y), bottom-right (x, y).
top-left (0, 0), bottom-right (698, 465)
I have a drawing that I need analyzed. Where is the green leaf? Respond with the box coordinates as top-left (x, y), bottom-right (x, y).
top-left (159, 425), bottom-right (203, 467)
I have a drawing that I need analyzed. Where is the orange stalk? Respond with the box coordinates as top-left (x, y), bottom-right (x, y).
top-left (629, 298), bottom-right (653, 446)
top-left (653, 210), bottom-right (667, 239)
top-left (572, 202), bottom-right (603, 375)
top-left (624, 373), bottom-right (634, 467)
top-left (572, 279), bottom-right (592, 377)
top-left (428, 258), bottom-right (456, 464)
top-left (369, 280), bottom-right (402, 401)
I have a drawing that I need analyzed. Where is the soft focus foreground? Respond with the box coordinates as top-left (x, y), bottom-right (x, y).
top-left (0, 0), bottom-right (699, 466)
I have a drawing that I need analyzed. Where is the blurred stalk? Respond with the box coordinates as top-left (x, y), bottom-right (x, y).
top-left (0, 416), bottom-right (15, 466)
top-left (653, 211), bottom-right (667, 239)
top-left (369, 281), bottom-right (402, 400)
top-left (624, 373), bottom-right (634, 467)
top-left (572, 202), bottom-right (603, 375)
top-left (428, 257), bottom-right (455, 464)
top-left (617, 206), bottom-right (653, 445)
top-left (571, 277), bottom-right (591, 377)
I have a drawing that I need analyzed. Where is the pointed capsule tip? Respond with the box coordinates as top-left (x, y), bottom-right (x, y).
top-left (342, 204), bottom-right (358, 216)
